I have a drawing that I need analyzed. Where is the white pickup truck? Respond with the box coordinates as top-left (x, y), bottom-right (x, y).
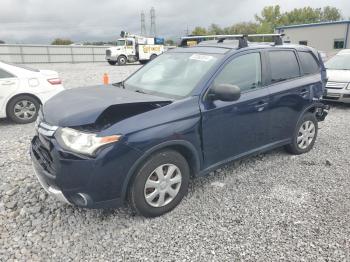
top-left (106, 34), bottom-right (165, 66)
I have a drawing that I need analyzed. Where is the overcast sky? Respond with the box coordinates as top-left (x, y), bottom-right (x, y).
top-left (1, 0), bottom-right (349, 44)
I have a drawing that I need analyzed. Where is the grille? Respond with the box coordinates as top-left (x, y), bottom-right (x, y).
top-left (326, 81), bottom-right (348, 89)
top-left (32, 136), bottom-right (56, 175)
top-left (106, 50), bottom-right (111, 56)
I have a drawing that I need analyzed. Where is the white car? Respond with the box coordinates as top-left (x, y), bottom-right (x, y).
top-left (0, 61), bottom-right (64, 123)
top-left (324, 49), bottom-right (350, 103)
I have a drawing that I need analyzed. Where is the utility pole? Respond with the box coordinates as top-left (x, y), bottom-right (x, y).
top-left (141, 11), bottom-right (146, 36)
top-left (150, 7), bottom-right (156, 37)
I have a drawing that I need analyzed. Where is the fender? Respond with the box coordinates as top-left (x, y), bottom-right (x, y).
top-left (120, 139), bottom-right (201, 200)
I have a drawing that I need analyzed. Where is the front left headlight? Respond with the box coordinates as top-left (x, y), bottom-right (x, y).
top-left (56, 127), bottom-right (121, 156)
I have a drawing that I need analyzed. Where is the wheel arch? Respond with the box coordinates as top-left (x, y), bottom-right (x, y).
top-left (121, 140), bottom-right (201, 200)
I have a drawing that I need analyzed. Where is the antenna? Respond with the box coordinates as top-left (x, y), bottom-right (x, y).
top-left (141, 11), bottom-right (146, 36)
top-left (150, 7), bottom-right (156, 36)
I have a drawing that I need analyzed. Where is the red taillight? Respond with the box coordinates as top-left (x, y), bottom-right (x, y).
top-left (47, 78), bottom-right (62, 85)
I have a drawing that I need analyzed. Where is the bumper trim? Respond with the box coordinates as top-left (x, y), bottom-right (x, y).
top-left (32, 163), bottom-right (71, 205)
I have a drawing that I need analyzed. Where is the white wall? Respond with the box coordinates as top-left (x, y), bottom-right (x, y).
top-left (0, 44), bottom-right (109, 63)
top-left (277, 23), bottom-right (350, 53)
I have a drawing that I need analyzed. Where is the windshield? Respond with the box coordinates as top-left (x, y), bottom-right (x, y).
top-left (116, 40), bottom-right (126, 46)
top-left (325, 54), bottom-right (350, 70)
top-left (124, 52), bottom-right (221, 99)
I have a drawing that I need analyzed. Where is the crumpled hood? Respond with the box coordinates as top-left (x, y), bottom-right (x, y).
top-left (42, 85), bottom-right (171, 127)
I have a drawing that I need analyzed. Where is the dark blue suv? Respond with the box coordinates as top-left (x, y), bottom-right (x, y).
top-left (30, 35), bottom-right (329, 217)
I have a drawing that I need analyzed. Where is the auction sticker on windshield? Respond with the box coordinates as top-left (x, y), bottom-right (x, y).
top-left (189, 54), bottom-right (214, 62)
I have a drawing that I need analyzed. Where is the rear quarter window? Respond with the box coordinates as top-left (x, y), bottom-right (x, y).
top-left (298, 51), bottom-right (320, 75)
top-left (268, 50), bottom-right (300, 83)
top-left (0, 68), bottom-right (15, 78)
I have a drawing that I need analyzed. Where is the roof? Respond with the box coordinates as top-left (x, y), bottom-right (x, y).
top-left (276, 20), bottom-right (350, 30)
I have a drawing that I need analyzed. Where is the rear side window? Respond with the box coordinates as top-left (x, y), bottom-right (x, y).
top-left (0, 68), bottom-right (15, 78)
top-left (268, 51), bottom-right (300, 83)
top-left (298, 51), bottom-right (319, 75)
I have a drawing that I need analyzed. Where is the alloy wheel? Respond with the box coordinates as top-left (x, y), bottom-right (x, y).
top-left (297, 120), bottom-right (316, 149)
top-left (144, 164), bottom-right (182, 208)
top-left (13, 100), bottom-right (37, 120)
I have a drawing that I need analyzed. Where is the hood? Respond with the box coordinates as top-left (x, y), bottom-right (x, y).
top-left (326, 69), bottom-right (350, 82)
top-left (42, 85), bottom-right (172, 127)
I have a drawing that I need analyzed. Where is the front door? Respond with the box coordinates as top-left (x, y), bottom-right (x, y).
top-left (0, 68), bottom-right (19, 111)
top-left (200, 51), bottom-right (271, 169)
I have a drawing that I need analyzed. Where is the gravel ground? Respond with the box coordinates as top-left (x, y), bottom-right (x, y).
top-left (1, 63), bottom-right (350, 261)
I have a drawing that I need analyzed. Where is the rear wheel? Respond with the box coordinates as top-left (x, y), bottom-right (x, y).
top-left (117, 56), bottom-right (127, 66)
top-left (7, 95), bottom-right (40, 124)
top-left (108, 60), bottom-right (117, 66)
top-left (285, 112), bottom-right (318, 154)
top-left (150, 54), bottom-right (157, 60)
top-left (139, 60), bottom-right (148, 65)
top-left (129, 150), bottom-right (190, 217)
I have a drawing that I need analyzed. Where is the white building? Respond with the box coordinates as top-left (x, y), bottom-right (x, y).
top-left (276, 20), bottom-right (350, 53)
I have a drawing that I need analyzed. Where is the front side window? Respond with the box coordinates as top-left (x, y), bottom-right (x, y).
top-left (125, 52), bottom-right (221, 99)
top-left (214, 52), bottom-right (262, 92)
top-left (298, 51), bottom-right (319, 75)
top-left (116, 40), bottom-right (126, 46)
top-left (0, 68), bottom-right (15, 79)
top-left (268, 50), bottom-right (300, 83)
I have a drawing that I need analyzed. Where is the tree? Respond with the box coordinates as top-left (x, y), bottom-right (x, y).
top-left (208, 24), bottom-right (224, 35)
top-left (51, 38), bottom-right (73, 45)
top-left (224, 22), bottom-right (259, 34)
top-left (255, 5), bottom-right (284, 33)
top-left (165, 39), bottom-right (175, 45)
top-left (191, 26), bottom-right (207, 36)
top-left (255, 5), bottom-right (343, 32)
top-left (321, 6), bottom-right (342, 21)
top-left (0, 40), bottom-right (5, 44)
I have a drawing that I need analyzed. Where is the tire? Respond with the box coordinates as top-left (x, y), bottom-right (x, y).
top-left (150, 54), bottom-right (157, 60)
top-left (129, 149), bottom-right (190, 217)
top-left (117, 56), bottom-right (127, 66)
top-left (7, 95), bottom-right (40, 124)
top-left (285, 112), bottom-right (318, 155)
top-left (108, 60), bottom-right (117, 66)
top-left (139, 60), bottom-right (148, 65)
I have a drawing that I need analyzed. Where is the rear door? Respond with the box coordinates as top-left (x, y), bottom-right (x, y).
top-left (266, 49), bottom-right (320, 143)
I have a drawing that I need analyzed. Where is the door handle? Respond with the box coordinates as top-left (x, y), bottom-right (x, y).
top-left (254, 101), bottom-right (268, 111)
top-left (1, 81), bottom-right (15, 86)
top-left (300, 89), bottom-right (309, 96)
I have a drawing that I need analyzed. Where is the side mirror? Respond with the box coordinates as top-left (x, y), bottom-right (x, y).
top-left (208, 83), bottom-right (241, 102)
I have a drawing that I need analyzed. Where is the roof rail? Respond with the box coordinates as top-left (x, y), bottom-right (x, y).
top-left (181, 33), bottom-right (284, 48)
top-left (181, 34), bottom-right (248, 48)
top-left (247, 34), bottom-right (284, 45)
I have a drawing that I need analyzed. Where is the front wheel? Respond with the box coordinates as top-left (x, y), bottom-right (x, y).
top-left (285, 112), bottom-right (318, 155)
top-left (129, 150), bottom-right (190, 217)
top-left (117, 56), bottom-right (127, 66)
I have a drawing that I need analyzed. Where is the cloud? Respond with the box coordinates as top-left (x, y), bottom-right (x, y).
top-left (0, 0), bottom-right (349, 44)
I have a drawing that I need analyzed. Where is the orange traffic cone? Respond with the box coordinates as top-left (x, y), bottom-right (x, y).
top-left (103, 73), bottom-right (109, 85)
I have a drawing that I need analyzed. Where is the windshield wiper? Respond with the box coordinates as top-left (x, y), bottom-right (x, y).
top-left (112, 81), bottom-right (125, 88)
